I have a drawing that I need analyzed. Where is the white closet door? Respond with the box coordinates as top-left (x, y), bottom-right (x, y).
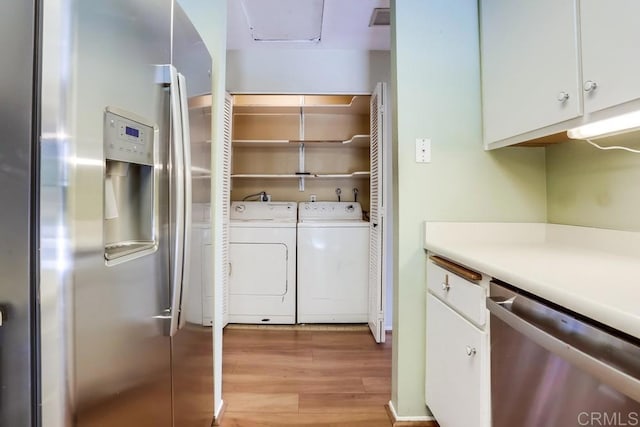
top-left (368, 82), bottom-right (386, 343)
top-left (222, 93), bottom-right (233, 327)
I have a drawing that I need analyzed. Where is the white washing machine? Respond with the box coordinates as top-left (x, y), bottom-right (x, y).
top-left (229, 201), bottom-right (297, 324)
top-left (185, 203), bottom-right (213, 326)
top-left (297, 201), bottom-right (369, 323)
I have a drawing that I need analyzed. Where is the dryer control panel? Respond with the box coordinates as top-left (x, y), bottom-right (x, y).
top-left (230, 201), bottom-right (297, 222)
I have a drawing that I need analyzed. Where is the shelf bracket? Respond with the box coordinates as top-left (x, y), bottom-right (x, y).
top-left (298, 142), bottom-right (305, 191)
top-left (298, 108), bottom-right (306, 191)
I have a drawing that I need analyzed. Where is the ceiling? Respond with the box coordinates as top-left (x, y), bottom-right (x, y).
top-left (227, 0), bottom-right (391, 50)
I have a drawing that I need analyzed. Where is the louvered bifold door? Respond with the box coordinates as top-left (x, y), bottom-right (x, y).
top-left (368, 83), bottom-right (386, 343)
top-left (222, 93), bottom-right (233, 327)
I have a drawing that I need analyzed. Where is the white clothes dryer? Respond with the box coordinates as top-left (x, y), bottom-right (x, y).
top-left (297, 202), bottom-right (369, 323)
top-left (229, 201), bottom-right (297, 324)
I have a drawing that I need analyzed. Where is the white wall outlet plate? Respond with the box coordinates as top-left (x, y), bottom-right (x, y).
top-left (416, 138), bottom-right (431, 163)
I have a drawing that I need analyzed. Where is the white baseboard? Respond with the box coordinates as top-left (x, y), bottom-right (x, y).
top-left (387, 400), bottom-right (436, 422)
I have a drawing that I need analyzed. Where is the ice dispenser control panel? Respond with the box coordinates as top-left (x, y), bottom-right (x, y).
top-left (104, 110), bottom-right (154, 166)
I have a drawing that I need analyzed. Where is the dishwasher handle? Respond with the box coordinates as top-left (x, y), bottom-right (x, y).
top-left (487, 293), bottom-right (640, 403)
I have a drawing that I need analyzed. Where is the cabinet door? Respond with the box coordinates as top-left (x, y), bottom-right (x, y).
top-left (581, 0), bottom-right (640, 115)
top-left (480, 0), bottom-right (581, 144)
top-left (426, 294), bottom-right (489, 427)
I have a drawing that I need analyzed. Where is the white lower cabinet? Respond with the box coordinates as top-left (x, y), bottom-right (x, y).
top-left (426, 293), bottom-right (490, 427)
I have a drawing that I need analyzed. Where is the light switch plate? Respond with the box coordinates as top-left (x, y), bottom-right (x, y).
top-left (416, 138), bottom-right (431, 163)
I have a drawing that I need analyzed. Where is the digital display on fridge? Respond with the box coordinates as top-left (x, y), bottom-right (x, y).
top-left (125, 126), bottom-right (140, 138)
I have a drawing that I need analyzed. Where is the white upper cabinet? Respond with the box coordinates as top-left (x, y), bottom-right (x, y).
top-left (580, 0), bottom-right (640, 115)
top-left (480, 0), bottom-right (581, 146)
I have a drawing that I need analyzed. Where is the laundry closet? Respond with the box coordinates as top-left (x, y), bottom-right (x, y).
top-left (230, 94), bottom-right (372, 207)
top-left (219, 87), bottom-right (387, 342)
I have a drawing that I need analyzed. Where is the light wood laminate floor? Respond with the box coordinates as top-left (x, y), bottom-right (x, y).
top-left (221, 327), bottom-right (392, 427)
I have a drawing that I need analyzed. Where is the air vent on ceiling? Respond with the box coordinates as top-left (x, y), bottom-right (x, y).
top-left (369, 8), bottom-right (390, 27)
top-left (241, 0), bottom-right (325, 43)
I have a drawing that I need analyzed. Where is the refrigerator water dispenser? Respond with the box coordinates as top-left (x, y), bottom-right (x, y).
top-left (103, 107), bottom-right (157, 263)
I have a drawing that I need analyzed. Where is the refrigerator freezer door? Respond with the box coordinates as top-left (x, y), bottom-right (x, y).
top-left (39, 0), bottom-right (174, 425)
top-left (0, 1), bottom-right (37, 426)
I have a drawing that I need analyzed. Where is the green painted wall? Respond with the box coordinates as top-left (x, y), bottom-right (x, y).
top-left (547, 139), bottom-right (640, 231)
top-left (226, 49), bottom-right (390, 94)
top-left (391, 0), bottom-right (547, 417)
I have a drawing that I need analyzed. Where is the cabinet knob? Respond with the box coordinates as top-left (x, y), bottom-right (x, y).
top-left (557, 91), bottom-right (570, 102)
top-left (466, 346), bottom-right (477, 357)
top-left (584, 80), bottom-right (598, 92)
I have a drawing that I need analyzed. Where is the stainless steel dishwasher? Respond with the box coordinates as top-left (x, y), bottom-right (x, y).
top-left (488, 281), bottom-right (640, 427)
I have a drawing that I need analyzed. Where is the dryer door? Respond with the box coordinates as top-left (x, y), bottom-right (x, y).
top-left (229, 243), bottom-right (288, 297)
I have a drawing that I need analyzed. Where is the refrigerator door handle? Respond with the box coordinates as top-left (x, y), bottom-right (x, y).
top-left (177, 72), bottom-right (192, 331)
top-left (168, 65), bottom-right (185, 337)
top-left (153, 308), bottom-right (172, 320)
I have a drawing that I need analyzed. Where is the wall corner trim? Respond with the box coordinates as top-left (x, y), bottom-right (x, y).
top-left (385, 401), bottom-right (439, 427)
top-left (212, 400), bottom-right (227, 426)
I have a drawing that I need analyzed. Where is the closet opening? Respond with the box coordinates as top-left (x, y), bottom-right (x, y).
top-left (214, 90), bottom-right (391, 424)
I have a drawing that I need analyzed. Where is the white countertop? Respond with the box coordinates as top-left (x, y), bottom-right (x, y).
top-left (424, 222), bottom-right (640, 340)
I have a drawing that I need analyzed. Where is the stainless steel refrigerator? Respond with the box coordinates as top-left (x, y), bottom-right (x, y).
top-left (1, 0), bottom-right (213, 426)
